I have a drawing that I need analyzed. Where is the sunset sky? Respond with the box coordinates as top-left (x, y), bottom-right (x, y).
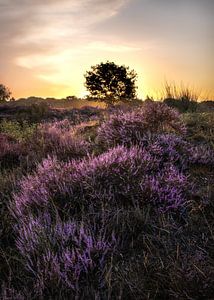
top-left (0, 0), bottom-right (213, 99)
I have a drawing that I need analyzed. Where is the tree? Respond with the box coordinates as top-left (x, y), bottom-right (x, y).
top-left (84, 61), bottom-right (137, 106)
top-left (0, 84), bottom-right (11, 102)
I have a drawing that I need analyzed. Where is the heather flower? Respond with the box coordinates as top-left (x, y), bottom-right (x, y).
top-left (15, 214), bottom-right (115, 296)
top-left (141, 101), bottom-right (187, 134)
top-left (139, 133), bottom-right (192, 171)
top-left (97, 101), bottom-right (186, 147)
top-left (34, 120), bottom-right (91, 161)
top-left (13, 144), bottom-right (191, 219)
top-left (188, 144), bottom-right (214, 166)
top-left (140, 164), bottom-right (190, 212)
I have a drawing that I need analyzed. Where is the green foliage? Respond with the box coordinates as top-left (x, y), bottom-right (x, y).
top-left (0, 120), bottom-right (36, 141)
top-left (85, 61), bottom-right (137, 106)
top-left (182, 112), bottom-right (214, 148)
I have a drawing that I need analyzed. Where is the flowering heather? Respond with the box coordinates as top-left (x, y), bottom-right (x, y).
top-left (13, 144), bottom-right (191, 218)
top-left (188, 144), bottom-right (214, 166)
top-left (2, 107), bottom-right (214, 299)
top-left (139, 133), bottom-right (214, 171)
top-left (15, 214), bottom-right (115, 297)
top-left (142, 101), bottom-right (187, 134)
top-left (97, 101), bottom-right (186, 147)
top-left (141, 164), bottom-right (189, 212)
top-left (36, 119), bottom-right (91, 160)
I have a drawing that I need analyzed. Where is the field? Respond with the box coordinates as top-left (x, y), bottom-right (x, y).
top-left (0, 100), bottom-right (214, 299)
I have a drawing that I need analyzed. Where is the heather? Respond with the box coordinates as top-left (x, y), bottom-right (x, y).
top-left (97, 101), bottom-right (186, 147)
top-left (0, 101), bottom-right (214, 299)
top-left (15, 214), bottom-right (116, 298)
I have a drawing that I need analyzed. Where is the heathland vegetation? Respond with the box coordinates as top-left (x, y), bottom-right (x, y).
top-left (0, 62), bottom-right (213, 299)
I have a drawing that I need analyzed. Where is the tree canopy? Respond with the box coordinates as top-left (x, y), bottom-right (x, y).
top-left (0, 84), bottom-right (11, 102)
top-left (84, 61), bottom-right (137, 106)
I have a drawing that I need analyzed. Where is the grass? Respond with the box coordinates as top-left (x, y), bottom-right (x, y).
top-left (182, 112), bottom-right (214, 147)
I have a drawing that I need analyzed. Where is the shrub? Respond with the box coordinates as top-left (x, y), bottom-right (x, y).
top-left (15, 102), bottom-right (51, 123)
top-left (0, 285), bottom-right (26, 300)
top-left (30, 120), bottom-right (91, 162)
top-left (97, 101), bottom-right (186, 147)
top-left (15, 214), bottom-right (116, 298)
top-left (140, 133), bottom-right (214, 170)
top-left (26, 102), bottom-right (50, 122)
top-left (0, 120), bottom-right (36, 142)
top-left (13, 145), bottom-right (191, 219)
top-left (182, 113), bottom-right (214, 148)
top-left (188, 144), bottom-right (214, 166)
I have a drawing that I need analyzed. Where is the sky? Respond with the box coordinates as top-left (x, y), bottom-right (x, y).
top-left (0, 0), bottom-right (213, 99)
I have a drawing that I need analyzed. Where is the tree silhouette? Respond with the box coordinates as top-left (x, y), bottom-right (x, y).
top-left (0, 84), bottom-right (11, 102)
top-left (84, 61), bottom-right (137, 106)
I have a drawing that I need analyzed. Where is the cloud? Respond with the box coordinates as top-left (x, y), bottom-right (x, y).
top-left (0, 0), bottom-right (129, 46)
top-left (0, 0), bottom-right (132, 96)
top-left (86, 41), bottom-right (141, 52)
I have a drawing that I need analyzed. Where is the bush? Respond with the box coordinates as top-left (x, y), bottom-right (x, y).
top-left (140, 133), bottom-right (214, 170)
top-left (182, 113), bottom-right (214, 148)
top-left (35, 120), bottom-right (91, 161)
top-left (0, 120), bottom-right (36, 142)
top-left (97, 101), bottom-right (186, 147)
top-left (13, 144), bottom-right (192, 220)
top-left (14, 214), bottom-right (115, 298)
top-left (16, 102), bottom-right (51, 123)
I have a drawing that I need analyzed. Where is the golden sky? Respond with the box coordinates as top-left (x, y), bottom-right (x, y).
top-left (0, 0), bottom-right (213, 99)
